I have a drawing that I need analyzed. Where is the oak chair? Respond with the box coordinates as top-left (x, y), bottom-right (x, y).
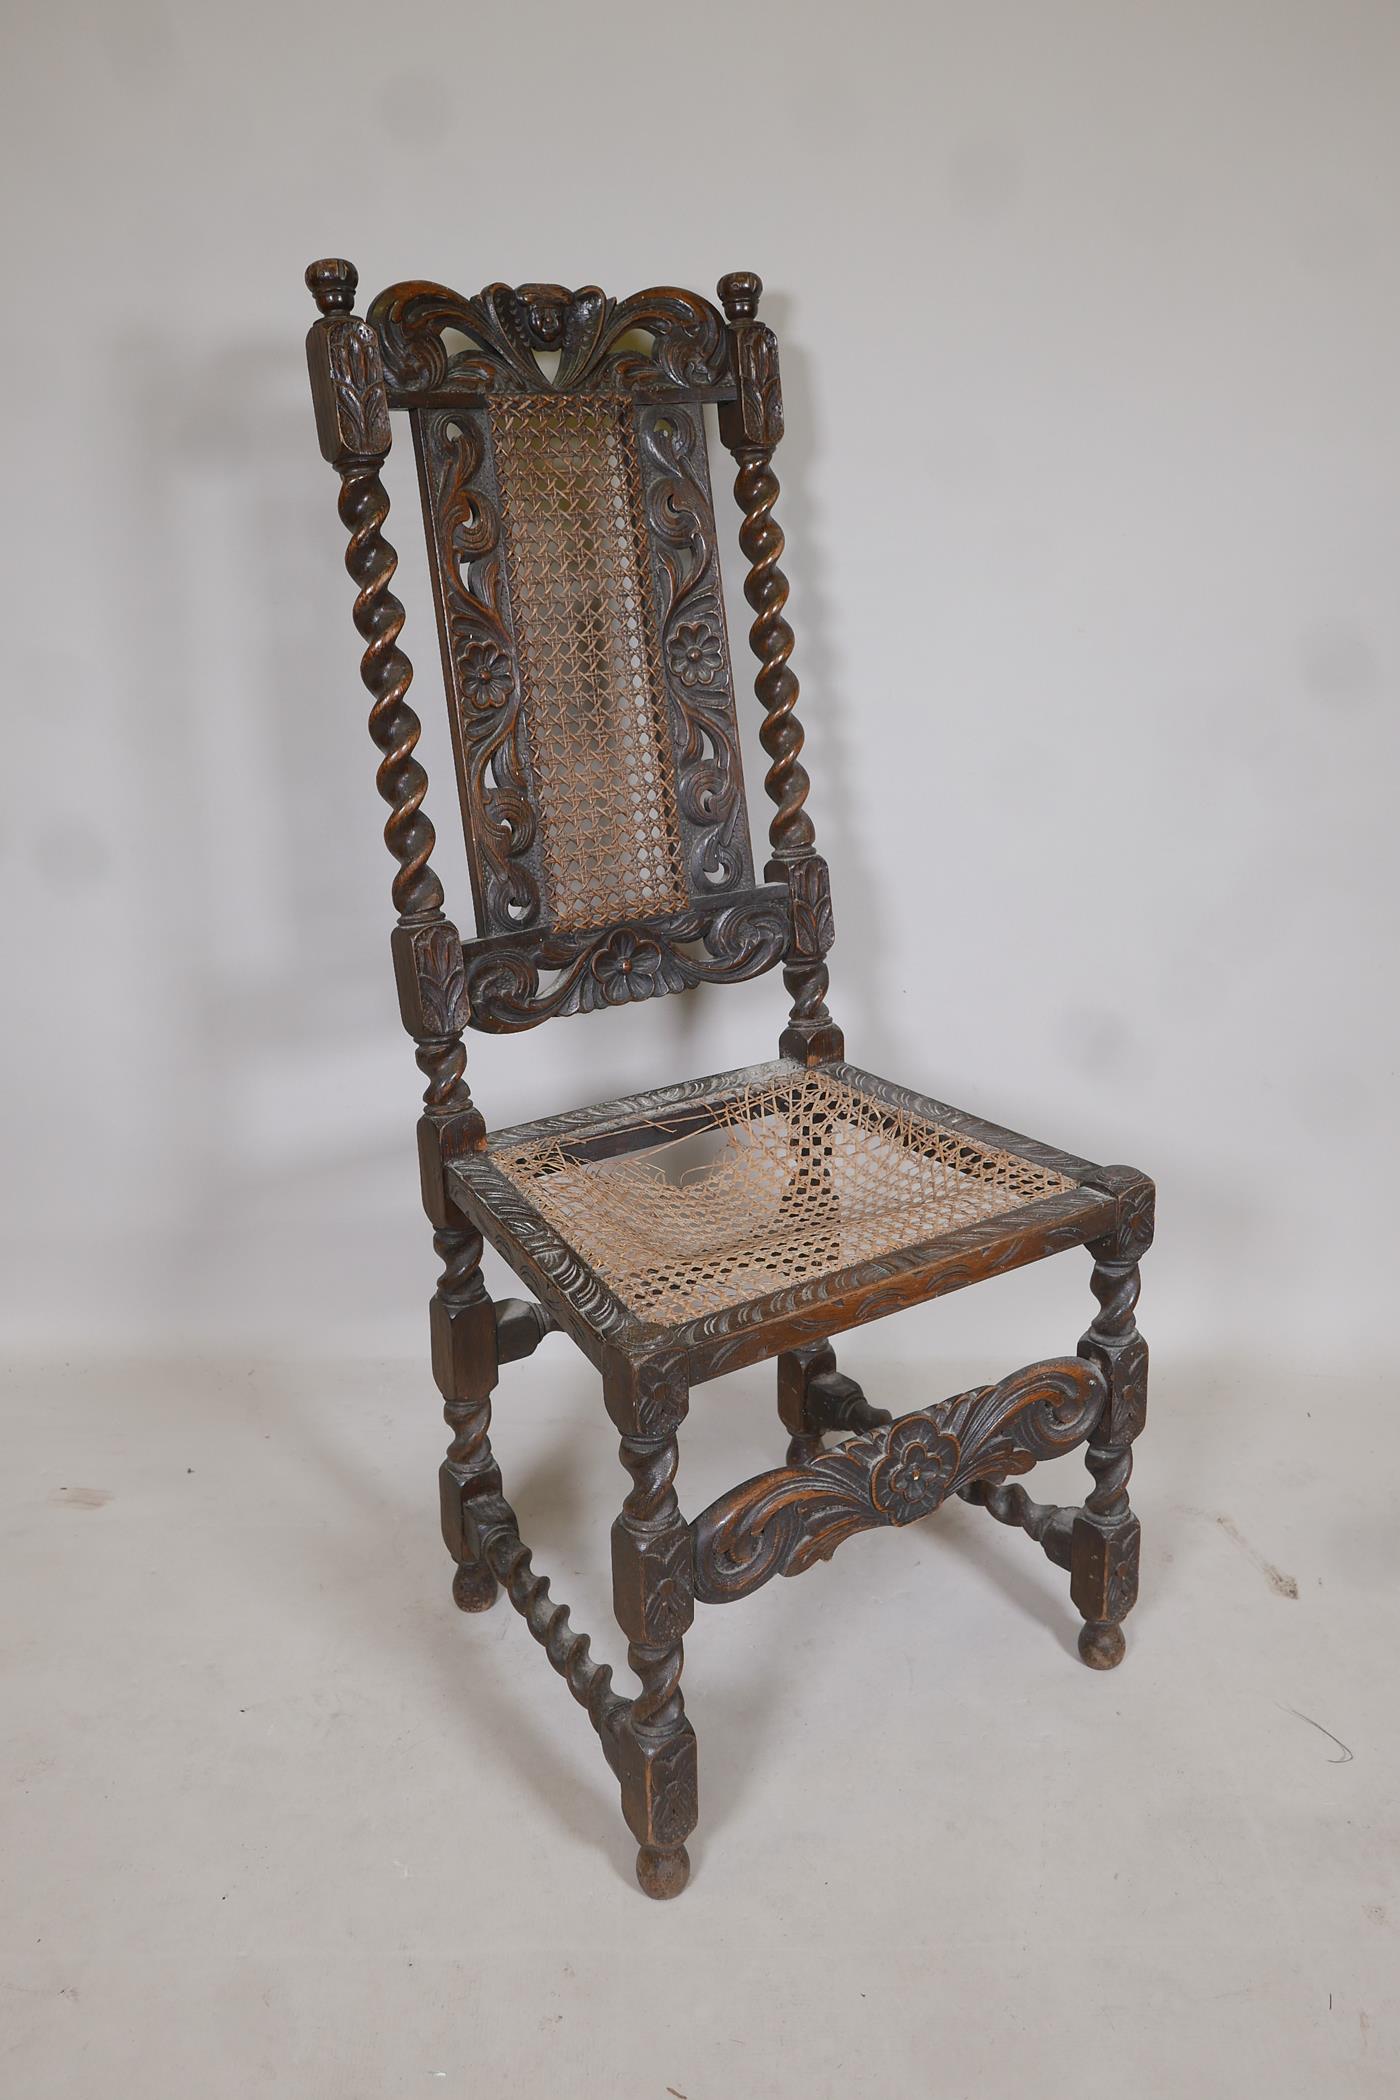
top-left (303, 259), bottom-right (1154, 1898)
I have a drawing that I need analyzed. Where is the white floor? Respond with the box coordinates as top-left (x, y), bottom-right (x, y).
top-left (4, 1342), bottom-right (1397, 2098)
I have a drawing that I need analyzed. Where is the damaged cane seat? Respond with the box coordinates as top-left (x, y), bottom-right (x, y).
top-left (458, 1061), bottom-right (1115, 1345)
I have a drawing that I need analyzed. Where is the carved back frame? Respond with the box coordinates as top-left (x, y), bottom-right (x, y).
top-left (305, 261), bottom-right (838, 1069)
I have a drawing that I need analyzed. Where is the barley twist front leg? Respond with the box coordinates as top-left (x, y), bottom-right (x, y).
top-left (1072, 1170), bottom-right (1154, 1668)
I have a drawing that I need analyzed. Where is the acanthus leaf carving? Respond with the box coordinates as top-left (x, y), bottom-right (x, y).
top-left (784, 855), bottom-right (835, 959)
top-left (413, 921), bottom-right (470, 1037)
top-left (638, 405), bottom-right (754, 896)
top-left (691, 1357), bottom-right (1108, 1603)
top-left (308, 313), bottom-right (393, 467)
top-left (734, 322), bottom-right (784, 446)
top-left (414, 410), bottom-right (544, 932)
top-left (461, 890), bottom-right (789, 1033)
top-left (368, 281), bottom-right (730, 399)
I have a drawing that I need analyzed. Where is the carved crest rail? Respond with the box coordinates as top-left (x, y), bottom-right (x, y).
top-left (691, 1356), bottom-right (1108, 1604)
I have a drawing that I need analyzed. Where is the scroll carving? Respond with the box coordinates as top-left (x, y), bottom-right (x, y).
top-left (461, 889), bottom-right (789, 1032)
top-left (416, 394), bottom-right (755, 948)
top-left (414, 410), bottom-right (543, 932)
top-left (368, 280), bottom-right (730, 399)
top-left (638, 404), bottom-right (753, 894)
top-left (692, 1357), bottom-right (1107, 1603)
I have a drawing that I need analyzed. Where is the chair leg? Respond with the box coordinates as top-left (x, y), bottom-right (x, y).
top-left (1071, 1172), bottom-right (1153, 1669)
top-left (777, 1339), bottom-right (891, 1465)
top-left (432, 1222), bottom-right (503, 1614)
top-left (608, 1356), bottom-right (698, 1899)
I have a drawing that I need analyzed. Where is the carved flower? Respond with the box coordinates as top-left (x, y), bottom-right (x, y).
top-left (457, 640), bottom-right (514, 708)
top-left (667, 621), bottom-right (724, 688)
top-left (870, 1418), bottom-right (958, 1525)
top-left (590, 930), bottom-right (664, 1004)
top-left (1116, 1181), bottom-right (1156, 1260)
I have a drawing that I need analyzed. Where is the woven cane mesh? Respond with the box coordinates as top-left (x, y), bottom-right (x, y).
top-left (489, 393), bottom-right (690, 933)
top-left (493, 1071), bottom-right (1077, 1326)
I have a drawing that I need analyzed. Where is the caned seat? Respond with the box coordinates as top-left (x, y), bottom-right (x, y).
top-left (455, 1061), bottom-right (1118, 1362)
top-left (305, 259), bottom-right (1155, 1902)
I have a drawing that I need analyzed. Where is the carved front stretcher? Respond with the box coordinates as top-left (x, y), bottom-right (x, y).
top-left (692, 1357), bottom-right (1107, 1603)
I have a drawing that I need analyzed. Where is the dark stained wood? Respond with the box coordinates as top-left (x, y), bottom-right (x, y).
top-left (607, 1352), bottom-right (697, 1898)
top-left (364, 274), bottom-right (768, 1033)
top-left (304, 257), bottom-right (1156, 1897)
top-left (457, 886), bottom-right (789, 1032)
top-left (369, 279), bottom-right (733, 401)
top-left (494, 1296), bottom-right (557, 1363)
top-left (717, 271), bottom-right (842, 1067)
top-left (777, 1340), bottom-right (890, 1468)
top-left (693, 1358), bottom-right (1107, 1604)
top-left (958, 1475), bottom-right (1077, 1571)
top-left (1071, 1167), bottom-right (1154, 1667)
top-left (409, 389), bottom-right (762, 943)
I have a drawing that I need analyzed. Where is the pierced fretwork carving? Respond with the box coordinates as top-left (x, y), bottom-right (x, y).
top-left (460, 887), bottom-right (789, 1031)
top-left (405, 307), bottom-right (756, 966)
top-left (368, 279), bottom-right (731, 400)
top-left (411, 407), bottom-right (542, 933)
top-left (692, 1357), bottom-right (1106, 1604)
top-left (638, 404), bottom-right (752, 895)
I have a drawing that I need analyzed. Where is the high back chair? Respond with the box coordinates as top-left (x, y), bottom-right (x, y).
top-left (304, 260), bottom-right (1155, 1898)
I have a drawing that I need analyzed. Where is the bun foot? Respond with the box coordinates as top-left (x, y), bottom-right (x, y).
top-left (636, 1844), bottom-right (690, 1900)
top-left (1078, 1619), bottom-right (1126, 1670)
top-left (452, 1560), bottom-right (499, 1613)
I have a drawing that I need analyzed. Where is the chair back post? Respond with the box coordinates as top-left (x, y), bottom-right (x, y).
top-left (716, 271), bottom-right (843, 1066)
top-left (304, 257), bottom-right (486, 1211)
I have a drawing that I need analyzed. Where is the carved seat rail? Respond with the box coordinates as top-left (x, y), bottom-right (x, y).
top-left (449, 1058), bottom-right (1119, 1376)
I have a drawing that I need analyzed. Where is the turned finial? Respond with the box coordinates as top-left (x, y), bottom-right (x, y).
top-left (718, 270), bottom-right (762, 322)
top-left (306, 257), bottom-right (359, 315)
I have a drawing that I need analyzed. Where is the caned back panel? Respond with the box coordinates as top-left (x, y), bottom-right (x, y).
top-left (382, 284), bottom-right (756, 945)
top-left (489, 394), bottom-right (690, 932)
